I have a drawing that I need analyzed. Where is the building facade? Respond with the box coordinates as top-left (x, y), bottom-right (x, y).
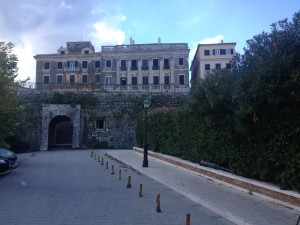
top-left (190, 41), bottom-right (236, 82)
top-left (34, 40), bottom-right (190, 93)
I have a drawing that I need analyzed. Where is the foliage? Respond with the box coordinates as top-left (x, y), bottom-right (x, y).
top-left (136, 11), bottom-right (300, 192)
top-left (48, 92), bottom-right (99, 108)
top-left (0, 42), bottom-right (22, 147)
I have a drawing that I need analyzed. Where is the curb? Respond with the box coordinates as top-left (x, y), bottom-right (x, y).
top-left (133, 147), bottom-right (300, 211)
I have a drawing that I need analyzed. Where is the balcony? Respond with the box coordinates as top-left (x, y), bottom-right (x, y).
top-left (152, 66), bottom-right (160, 70)
top-left (120, 66), bottom-right (127, 71)
top-left (141, 66), bottom-right (149, 70)
top-left (163, 65), bottom-right (170, 70)
top-left (130, 66), bottom-right (138, 71)
top-left (64, 67), bottom-right (80, 72)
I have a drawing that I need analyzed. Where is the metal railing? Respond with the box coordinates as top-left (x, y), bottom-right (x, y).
top-left (17, 82), bottom-right (190, 93)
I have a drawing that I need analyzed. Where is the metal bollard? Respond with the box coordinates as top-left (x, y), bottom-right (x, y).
top-left (98, 155), bottom-right (100, 162)
top-left (106, 161), bottom-right (108, 169)
top-left (119, 170), bottom-right (122, 180)
top-left (101, 157), bottom-right (104, 165)
top-left (186, 213), bottom-right (190, 225)
top-left (90, 151), bottom-right (94, 157)
top-left (139, 184), bottom-right (143, 197)
top-left (111, 165), bottom-right (115, 174)
top-left (126, 176), bottom-right (131, 188)
top-left (156, 192), bottom-right (161, 212)
top-left (94, 153), bottom-right (96, 160)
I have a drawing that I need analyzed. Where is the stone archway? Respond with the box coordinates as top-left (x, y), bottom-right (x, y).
top-left (48, 115), bottom-right (73, 149)
top-left (40, 104), bottom-right (81, 151)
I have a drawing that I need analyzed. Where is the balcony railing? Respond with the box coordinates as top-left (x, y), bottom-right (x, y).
top-left (64, 67), bottom-right (80, 72)
top-left (17, 82), bottom-right (190, 93)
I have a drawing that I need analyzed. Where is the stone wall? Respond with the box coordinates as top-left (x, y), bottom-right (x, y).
top-left (17, 90), bottom-right (187, 151)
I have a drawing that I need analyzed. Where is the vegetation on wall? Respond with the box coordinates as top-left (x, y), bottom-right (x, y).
top-left (136, 11), bottom-right (300, 192)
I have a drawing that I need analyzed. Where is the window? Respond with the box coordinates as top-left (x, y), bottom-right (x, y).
top-left (213, 49), bottom-right (220, 55)
top-left (70, 75), bottom-right (75, 84)
top-left (178, 58), bottom-right (184, 65)
top-left (67, 61), bottom-right (78, 70)
top-left (220, 49), bottom-right (226, 55)
top-left (106, 60), bottom-right (112, 68)
top-left (164, 76), bottom-right (170, 85)
top-left (153, 76), bottom-right (159, 85)
top-left (132, 77), bottom-right (137, 85)
top-left (82, 74), bottom-right (88, 83)
top-left (131, 60), bottom-right (137, 70)
top-left (96, 118), bottom-right (105, 130)
top-left (57, 62), bottom-right (63, 69)
top-left (205, 64), bottom-right (210, 70)
top-left (143, 76), bottom-right (149, 85)
top-left (120, 77), bottom-right (127, 85)
top-left (82, 61), bottom-right (88, 69)
top-left (44, 62), bottom-right (50, 69)
top-left (215, 63), bottom-right (221, 70)
top-left (230, 49), bottom-right (234, 54)
top-left (163, 59), bottom-right (170, 69)
top-left (106, 77), bottom-right (112, 85)
top-left (60, 51), bottom-right (65, 55)
top-left (57, 75), bottom-right (63, 84)
top-left (226, 63), bottom-right (232, 70)
top-left (142, 59), bottom-right (148, 70)
top-left (152, 59), bottom-right (159, 70)
top-left (95, 74), bottom-right (101, 83)
top-left (43, 75), bottom-right (49, 84)
top-left (84, 50), bottom-right (89, 54)
top-left (179, 75), bottom-right (185, 85)
top-left (95, 61), bottom-right (101, 68)
top-left (120, 60), bottom-right (126, 70)
top-left (204, 50), bottom-right (210, 56)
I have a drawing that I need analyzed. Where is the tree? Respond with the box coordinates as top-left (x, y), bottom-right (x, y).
top-left (0, 42), bottom-right (20, 147)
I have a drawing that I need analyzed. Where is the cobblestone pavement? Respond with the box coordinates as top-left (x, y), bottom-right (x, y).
top-left (0, 150), bottom-right (234, 225)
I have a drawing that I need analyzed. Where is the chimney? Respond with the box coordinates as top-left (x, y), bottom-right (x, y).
top-left (130, 37), bottom-right (134, 45)
top-left (158, 37), bottom-right (161, 44)
top-left (221, 40), bottom-right (224, 44)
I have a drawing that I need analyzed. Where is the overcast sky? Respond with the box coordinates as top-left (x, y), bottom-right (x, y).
top-left (0, 0), bottom-right (299, 82)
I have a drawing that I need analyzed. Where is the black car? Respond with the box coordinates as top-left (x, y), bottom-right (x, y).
top-left (0, 157), bottom-right (10, 174)
top-left (0, 148), bottom-right (17, 168)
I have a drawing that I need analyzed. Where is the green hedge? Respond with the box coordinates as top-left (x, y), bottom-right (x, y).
top-left (136, 12), bottom-right (300, 192)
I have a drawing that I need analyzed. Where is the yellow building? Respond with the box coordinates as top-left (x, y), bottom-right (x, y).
top-left (190, 41), bottom-right (236, 82)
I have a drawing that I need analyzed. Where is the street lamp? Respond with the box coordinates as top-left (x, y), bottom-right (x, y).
top-left (142, 98), bottom-right (151, 167)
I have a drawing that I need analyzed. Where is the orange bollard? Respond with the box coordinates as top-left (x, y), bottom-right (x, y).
top-left (186, 213), bottom-right (190, 225)
top-left (156, 193), bottom-right (161, 212)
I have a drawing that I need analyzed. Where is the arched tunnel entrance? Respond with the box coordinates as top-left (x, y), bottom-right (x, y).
top-left (48, 115), bottom-right (73, 149)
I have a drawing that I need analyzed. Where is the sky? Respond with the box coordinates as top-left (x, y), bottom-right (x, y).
top-left (0, 0), bottom-right (299, 82)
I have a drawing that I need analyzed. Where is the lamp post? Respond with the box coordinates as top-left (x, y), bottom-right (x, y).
top-left (142, 98), bottom-right (151, 167)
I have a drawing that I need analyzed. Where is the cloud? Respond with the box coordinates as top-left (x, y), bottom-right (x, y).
top-left (197, 35), bottom-right (224, 44)
top-left (189, 35), bottom-right (224, 64)
top-left (92, 22), bottom-right (125, 46)
top-left (0, 0), bottom-right (126, 82)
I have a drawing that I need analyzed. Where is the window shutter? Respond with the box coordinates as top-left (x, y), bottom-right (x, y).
top-left (213, 49), bottom-right (215, 55)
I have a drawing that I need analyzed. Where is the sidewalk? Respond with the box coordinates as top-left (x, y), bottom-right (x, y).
top-left (107, 149), bottom-right (300, 225)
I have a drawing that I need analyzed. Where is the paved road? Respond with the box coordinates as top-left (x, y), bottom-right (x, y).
top-left (108, 150), bottom-right (300, 225)
top-left (0, 150), bottom-right (234, 225)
